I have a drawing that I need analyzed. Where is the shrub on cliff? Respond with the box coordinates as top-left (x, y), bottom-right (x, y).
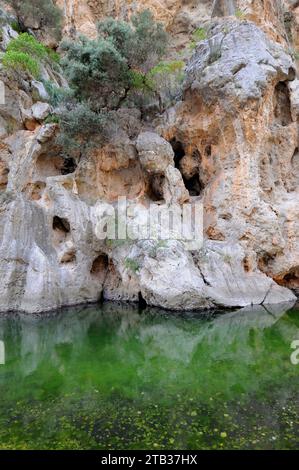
top-left (2, 33), bottom-right (56, 79)
top-left (60, 10), bottom-right (168, 110)
top-left (148, 60), bottom-right (185, 111)
top-left (2, 50), bottom-right (40, 77)
top-left (57, 10), bottom-right (169, 153)
top-left (57, 102), bottom-right (109, 154)
top-left (5, 0), bottom-right (62, 39)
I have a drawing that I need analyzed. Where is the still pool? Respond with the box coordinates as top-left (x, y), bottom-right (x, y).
top-left (0, 302), bottom-right (298, 450)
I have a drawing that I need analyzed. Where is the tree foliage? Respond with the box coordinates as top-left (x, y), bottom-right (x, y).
top-left (5, 0), bottom-right (62, 38)
top-left (60, 10), bottom-right (168, 110)
top-left (56, 10), bottom-right (170, 153)
top-left (57, 102), bottom-right (108, 153)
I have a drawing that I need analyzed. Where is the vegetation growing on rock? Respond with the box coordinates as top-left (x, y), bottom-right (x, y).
top-left (2, 32), bottom-right (59, 78)
top-left (54, 10), bottom-right (186, 153)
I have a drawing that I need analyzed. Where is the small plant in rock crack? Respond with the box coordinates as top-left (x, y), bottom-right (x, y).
top-left (125, 258), bottom-right (140, 273)
top-left (106, 239), bottom-right (129, 249)
top-left (44, 114), bottom-right (60, 124)
top-left (189, 27), bottom-right (207, 50)
top-left (148, 240), bottom-right (169, 258)
top-left (235, 9), bottom-right (246, 20)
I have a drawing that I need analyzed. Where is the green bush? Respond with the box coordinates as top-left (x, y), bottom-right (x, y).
top-left (7, 33), bottom-right (47, 59)
top-left (58, 10), bottom-right (168, 151)
top-left (2, 33), bottom-right (59, 78)
top-left (192, 27), bottom-right (207, 42)
top-left (57, 102), bottom-right (109, 154)
top-left (44, 114), bottom-right (60, 124)
top-left (189, 27), bottom-right (207, 50)
top-left (129, 70), bottom-right (155, 93)
top-left (235, 9), bottom-right (245, 20)
top-left (2, 50), bottom-right (40, 77)
top-left (10, 20), bottom-right (22, 33)
top-left (97, 9), bottom-right (167, 71)
top-left (60, 36), bottom-right (130, 108)
top-left (60, 10), bottom-right (168, 110)
top-left (43, 80), bottom-right (74, 108)
top-left (148, 60), bottom-right (185, 111)
top-left (5, 0), bottom-right (62, 38)
top-left (150, 60), bottom-right (185, 76)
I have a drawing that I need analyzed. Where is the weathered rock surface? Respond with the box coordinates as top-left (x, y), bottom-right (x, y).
top-left (160, 18), bottom-right (298, 305)
top-left (136, 132), bottom-right (189, 203)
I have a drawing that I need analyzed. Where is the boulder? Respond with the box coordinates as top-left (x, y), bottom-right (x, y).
top-left (31, 102), bottom-right (51, 121)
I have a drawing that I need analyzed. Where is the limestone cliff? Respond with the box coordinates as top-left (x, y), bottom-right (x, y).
top-left (0, 0), bottom-right (298, 313)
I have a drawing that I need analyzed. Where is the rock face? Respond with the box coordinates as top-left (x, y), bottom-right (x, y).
top-left (0, 1), bottom-right (298, 313)
top-left (161, 18), bottom-right (299, 302)
top-left (55, 0), bottom-right (290, 46)
top-left (55, 0), bottom-right (214, 42)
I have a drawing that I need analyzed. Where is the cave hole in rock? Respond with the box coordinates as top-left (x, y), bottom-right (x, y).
top-left (52, 216), bottom-right (71, 247)
top-left (170, 138), bottom-right (185, 169)
top-left (138, 292), bottom-right (147, 310)
top-left (36, 153), bottom-right (77, 178)
top-left (60, 249), bottom-right (76, 264)
top-left (184, 174), bottom-right (204, 196)
top-left (91, 254), bottom-right (109, 282)
top-left (258, 252), bottom-right (276, 273)
top-left (205, 145), bottom-right (212, 157)
top-left (53, 216), bottom-right (70, 234)
top-left (25, 181), bottom-right (46, 201)
top-left (0, 161), bottom-right (9, 191)
top-left (147, 174), bottom-right (165, 202)
top-left (292, 147), bottom-right (299, 164)
top-left (279, 267), bottom-right (299, 295)
top-left (274, 81), bottom-right (292, 126)
top-left (36, 153), bottom-right (65, 178)
top-left (288, 147), bottom-right (299, 191)
top-left (61, 157), bottom-right (77, 175)
top-left (243, 256), bottom-right (251, 273)
top-left (170, 139), bottom-right (203, 196)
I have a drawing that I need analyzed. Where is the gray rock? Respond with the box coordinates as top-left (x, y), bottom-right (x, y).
top-left (31, 81), bottom-right (50, 102)
top-left (136, 131), bottom-right (175, 174)
top-left (1, 25), bottom-right (18, 49)
top-left (31, 102), bottom-right (51, 121)
top-left (136, 132), bottom-right (189, 204)
top-left (195, 241), bottom-right (296, 308)
top-left (211, 0), bottom-right (236, 17)
top-left (185, 20), bottom-right (295, 105)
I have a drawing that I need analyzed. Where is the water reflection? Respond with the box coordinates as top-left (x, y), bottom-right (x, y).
top-left (0, 301), bottom-right (298, 450)
top-left (0, 301), bottom-right (297, 389)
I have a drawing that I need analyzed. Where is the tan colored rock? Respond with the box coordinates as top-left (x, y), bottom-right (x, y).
top-left (161, 19), bottom-right (298, 296)
top-left (136, 131), bottom-right (175, 174)
top-left (31, 102), bottom-right (51, 121)
top-left (55, 0), bottom-right (213, 42)
top-left (75, 133), bottom-right (145, 203)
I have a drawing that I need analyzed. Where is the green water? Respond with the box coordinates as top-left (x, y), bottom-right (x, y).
top-left (0, 301), bottom-right (298, 450)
